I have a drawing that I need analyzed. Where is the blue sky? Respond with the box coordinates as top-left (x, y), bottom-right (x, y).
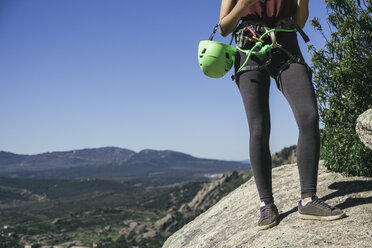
top-left (0, 0), bottom-right (329, 160)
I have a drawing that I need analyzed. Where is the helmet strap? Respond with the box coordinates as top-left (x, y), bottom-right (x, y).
top-left (208, 24), bottom-right (219, 41)
top-left (209, 23), bottom-right (237, 45)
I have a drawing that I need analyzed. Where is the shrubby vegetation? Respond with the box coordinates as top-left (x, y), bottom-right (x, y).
top-left (0, 170), bottom-right (251, 248)
top-left (309, 0), bottom-right (372, 176)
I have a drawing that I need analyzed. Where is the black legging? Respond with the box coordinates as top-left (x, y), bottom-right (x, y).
top-left (234, 33), bottom-right (320, 203)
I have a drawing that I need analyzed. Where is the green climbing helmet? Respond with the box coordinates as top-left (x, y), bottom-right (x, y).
top-left (198, 24), bottom-right (236, 78)
top-left (198, 40), bottom-right (236, 78)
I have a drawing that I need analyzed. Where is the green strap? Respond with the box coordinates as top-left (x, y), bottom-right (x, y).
top-left (236, 28), bottom-right (297, 72)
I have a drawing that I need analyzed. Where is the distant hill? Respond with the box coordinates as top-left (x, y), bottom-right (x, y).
top-left (240, 159), bottom-right (250, 164)
top-left (0, 147), bottom-right (250, 186)
top-left (0, 147), bottom-right (135, 172)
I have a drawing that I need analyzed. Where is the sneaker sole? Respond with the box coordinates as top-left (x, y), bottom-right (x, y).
top-left (258, 219), bottom-right (279, 230)
top-left (298, 212), bottom-right (346, 221)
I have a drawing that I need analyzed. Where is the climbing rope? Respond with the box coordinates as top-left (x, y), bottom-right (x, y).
top-left (236, 28), bottom-right (297, 72)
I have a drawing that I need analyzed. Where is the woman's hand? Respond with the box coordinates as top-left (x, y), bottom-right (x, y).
top-left (219, 0), bottom-right (260, 37)
top-left (295, 0), bottom-right (309, 29)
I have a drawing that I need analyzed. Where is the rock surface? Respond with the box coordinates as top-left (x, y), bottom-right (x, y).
top-left (162, 161), bottom-right (372, 248)
top-left (356, 108), bottom-right (372, 150)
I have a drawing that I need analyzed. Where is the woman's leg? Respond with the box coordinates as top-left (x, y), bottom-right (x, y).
top-left (278, 57), bottom-right (345, 220)
top-left (279, 62), bottom-right (320, 199)
top-left (235, 56), bottom-right (273, 203)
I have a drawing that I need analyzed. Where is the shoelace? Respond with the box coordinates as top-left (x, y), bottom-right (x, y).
top-left (260, 205), bottom-right (271, 219)
top-left (311, 197), bottom-right (334, 210)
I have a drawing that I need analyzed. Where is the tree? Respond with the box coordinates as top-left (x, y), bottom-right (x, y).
top-left (308, 0), bottom-right (372, 176)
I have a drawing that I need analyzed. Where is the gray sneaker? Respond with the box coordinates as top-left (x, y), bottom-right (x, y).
top-left (258, 201), bottom-right (279, 230)
top-left (298, 195), bottom-right (346, 221)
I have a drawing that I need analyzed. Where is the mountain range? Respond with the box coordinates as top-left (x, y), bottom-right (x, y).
top-left (0, 147), bottom-right (250, 186)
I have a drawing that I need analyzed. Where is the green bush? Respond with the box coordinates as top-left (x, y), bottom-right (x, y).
top-left (309, 0), bottom-right (372, 176)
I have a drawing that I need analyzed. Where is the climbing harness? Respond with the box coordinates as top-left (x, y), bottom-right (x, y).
top-left (198, 17), bottom-right (311, 87)
top-left (235, 27), bottom-right (297, 72)
top-left (231, 18), bottom-right (312, 91)
top-left (198, 24), bottom-right (237, 78)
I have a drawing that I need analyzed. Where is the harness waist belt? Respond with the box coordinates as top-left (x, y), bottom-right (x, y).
top-left (236, 18), bottom-right (310, 43)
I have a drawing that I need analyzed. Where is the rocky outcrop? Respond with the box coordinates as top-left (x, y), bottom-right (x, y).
top-left (356, 108), bottom-right (372, 150)
top-left (180, 178), bottom-right (225, 213)
top-left (154, 213), bottom-right (176, 234)
top-left (271, 145), bottom-right (297, 167)
top-left (162, 161), bottom-right (372, 248)
top-left (178, 171), bottom-right (250, 216)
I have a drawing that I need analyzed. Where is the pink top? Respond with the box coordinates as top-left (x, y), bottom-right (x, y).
top-left (236, 0), bottom-right (296, 27)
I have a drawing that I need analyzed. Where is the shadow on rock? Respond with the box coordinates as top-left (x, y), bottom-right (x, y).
top-left (279, 206), bottom-right (297, 221)
top-left (279, 180), bottom-right (372, 220)
top-left (323, 180), bottom-right (372, 209)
